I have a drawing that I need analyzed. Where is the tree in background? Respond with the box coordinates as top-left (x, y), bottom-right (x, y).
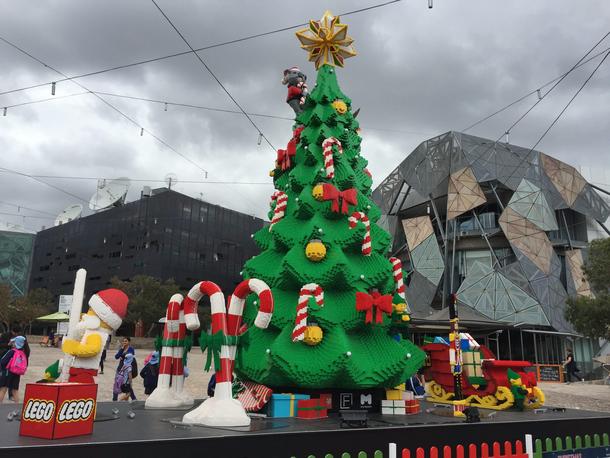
top-left (12, 288), bottom-right (55, 333)
top-left (110, 275), bottom-right (210, 336)
top-left (0, 283), bottom-right (16, 332)
top-left (565, 238), bottom-right (610, 339)
top-left (236, 12), bottom-right (423, 389)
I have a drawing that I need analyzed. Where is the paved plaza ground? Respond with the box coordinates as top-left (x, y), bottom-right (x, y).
top-left (3, 345), bottom-right (609, 412)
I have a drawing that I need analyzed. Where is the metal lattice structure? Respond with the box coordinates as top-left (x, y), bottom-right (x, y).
top-left (0, 229), bottom-right (35, 297)
top-left (373, 131), bottom-right (610, 332)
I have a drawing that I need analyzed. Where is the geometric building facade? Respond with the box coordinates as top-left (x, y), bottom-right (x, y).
top-left (373, 131), bottom-right (610, 334)
top-left (0, 227), bottom-right (35, 297)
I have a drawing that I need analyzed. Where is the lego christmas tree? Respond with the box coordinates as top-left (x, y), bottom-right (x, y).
top-left (236, 11), bottom-right (425, 389)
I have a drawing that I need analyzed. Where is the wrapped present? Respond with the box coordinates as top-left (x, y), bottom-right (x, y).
top-left (297, 398), bottom-right (328, 420)
top-left (237, 381), bottom-right (273, 412)
top-left (405, 399), bottom-right (420, 415)
top-left (463, 351), bottom-right (483, 378)
top-left (381, 399), bottom-right (405, 415)
top-left (402, 390), bottom-right (414, 401)
top-left (319, 393), bottom-right (332, 409)
top-left (385, 389), bottom-right (402, 400)
top-left (269, 393), bottom-right (310, 418)
top-left (459, 333), bottom-right (480, 350)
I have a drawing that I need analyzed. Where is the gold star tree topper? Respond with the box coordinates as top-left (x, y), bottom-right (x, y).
top-left (295, 10), bottom-right (357, 69)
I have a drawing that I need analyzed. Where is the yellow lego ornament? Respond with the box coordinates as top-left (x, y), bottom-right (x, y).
top-left (312, 184), bottom-right (324, 201)
top-left (305, 239), bottom-right (326, 262)
top-left (332, 99), bottom-right (348, 114)
top-left (303, 324), bottom-right (323, 345)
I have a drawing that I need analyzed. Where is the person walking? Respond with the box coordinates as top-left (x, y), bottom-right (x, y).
top-left (563, 348), bottom-right (584, 383)
top-left (114, 353), bottom-right (135, 401)
top-left (112, 337), bottom-right (137, 401)
top-left (0, 336), bottom-right (30, 403)
top-left (99, 335), bottom-right (111, 374)
top-left (140, 351), bottom-right (160, 395)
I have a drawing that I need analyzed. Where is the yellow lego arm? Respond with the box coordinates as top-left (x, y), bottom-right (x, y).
top-left (62, 334), bottom-right (102, 358)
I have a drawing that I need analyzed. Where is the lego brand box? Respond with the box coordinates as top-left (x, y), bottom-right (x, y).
top-left (268, 393), bottom-right (310, 418)
top-left (20, 382), bottom-right (97, 439)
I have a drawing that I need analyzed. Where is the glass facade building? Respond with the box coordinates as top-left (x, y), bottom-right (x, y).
top-left (0, 228), bottom-right (35, 297)
top-left (373, 132), bottom-right (610, 375)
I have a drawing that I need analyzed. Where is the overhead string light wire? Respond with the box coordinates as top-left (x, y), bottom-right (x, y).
top-left (0, 36), bottom-right (209, 177)
top-left (0, 0), bottom-right (402, 98)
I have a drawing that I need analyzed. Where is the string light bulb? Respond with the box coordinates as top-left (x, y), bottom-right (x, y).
top-left (536, 89), bottom-right (542, 100)
top-left (164, 102), bottom-right (168, 111)
top-left (2, 107), bottom-right (6, 116)
top-left (140, 127), bottom-right (144, 136)
top-left (51, 82), bottom-right (56, 96)
top-left (258, 132), bottom-right (263, 146)
top-left (428, 0), bottom-right (433, 8)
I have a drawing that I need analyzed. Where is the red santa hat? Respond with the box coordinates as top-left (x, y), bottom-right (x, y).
top-left (284, 66), bottom-right (301, 75)
top-left (89, 289), bottom-right (128, 330)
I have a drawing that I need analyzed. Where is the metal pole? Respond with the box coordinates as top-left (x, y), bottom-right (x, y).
top-left (472, 210), bottom-right (500, 267)
top-left (450, 219), bottom-right (457, 292)
top-left (429, 195), bottom-right (446, 308)
top-left (561, 210), bottom-right (573, 250)
top-left (520, 329), bottom-right (525, 360)
top-left (533, 333), bottom-right (539, 364)
top-left (490, 183), bottom-right (505, 211)
top-left (507, 328), bottom-right (512, 360)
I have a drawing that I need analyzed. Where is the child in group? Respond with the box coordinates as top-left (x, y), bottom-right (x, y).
top-left (0, 336), bottom-right (29, 403)
top-left (114, 353), bottom-right (135, 401)
top-left (140, 351), bottom-right (160, 395)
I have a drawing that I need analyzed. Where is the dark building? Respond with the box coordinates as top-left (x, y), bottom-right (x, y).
top-left (30, 188), bottom-right (265, 300)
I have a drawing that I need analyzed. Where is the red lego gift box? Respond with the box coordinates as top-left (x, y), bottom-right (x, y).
top-left (20, 382), bottom-right (97, 439)
top-left (297, 398), bottom-right (328, 419)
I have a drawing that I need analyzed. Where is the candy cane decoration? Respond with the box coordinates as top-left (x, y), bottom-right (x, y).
top-left (146, 293), bottom-right (193, 408)
top-left (390, 257), bottom-right (406, 302)
top-left (322, 137), bottom-right (342, 179)
top-left (182, 279), bottom-right (274, 427)
top-left (292, 283), bottom-right (324, 342)
top-left (269, 191), bottom-right (288, 230)
top-left (348, 211), bottom-right (371, 255)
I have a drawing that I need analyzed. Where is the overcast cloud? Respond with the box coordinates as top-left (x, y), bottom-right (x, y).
top-left (0, 0), bottom-right (609, 231)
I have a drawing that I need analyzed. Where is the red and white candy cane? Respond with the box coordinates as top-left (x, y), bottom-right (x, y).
top-left (348, 211), bottom-right (371, 255)
top-left (182, 281), bottom-right (232, 398)
top-left (215, 279), bottom-right (274, 396)
top-left (292, 283), bottom-right (324, 342)
top-left (269, 191), bottom-right (288, 230)
top-left (153, 293), bottom-right (188, 404)
top-left (390, 257), bottom-right (406, 302)
top-left (322, 137), bottom-right (342, 179)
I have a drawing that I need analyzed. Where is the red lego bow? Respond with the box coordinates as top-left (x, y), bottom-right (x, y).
top-left (276, 126), bottom-right (304, 171)
top-left (355, 291), bottom-right (393, 324)
top-left (322, 183), bottom-right (358, 214)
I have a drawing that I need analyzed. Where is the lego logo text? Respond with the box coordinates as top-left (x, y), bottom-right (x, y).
top-left (23, 400), bottom-right (55, 422)
top-left (57, 399), bottom-right (95, 422)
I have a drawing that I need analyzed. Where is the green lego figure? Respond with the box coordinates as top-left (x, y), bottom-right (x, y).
top-left (507, 368), bottom-right (529, 411)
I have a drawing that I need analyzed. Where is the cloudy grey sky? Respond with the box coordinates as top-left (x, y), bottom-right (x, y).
top-left (0, 0), bottom-right (609, 232)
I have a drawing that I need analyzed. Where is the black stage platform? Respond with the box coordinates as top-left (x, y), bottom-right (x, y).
top-left (2, 401), bottom-right (609, 458)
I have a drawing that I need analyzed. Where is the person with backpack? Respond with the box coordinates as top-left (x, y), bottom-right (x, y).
top-left (0, 336), bottom-right (29, 403)
top-left (113, 353), bottom-right (135, 401)
top-left (112, 337), bottom-right (137, 401)
top-left (140, 351), bottom-right (159, 395)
